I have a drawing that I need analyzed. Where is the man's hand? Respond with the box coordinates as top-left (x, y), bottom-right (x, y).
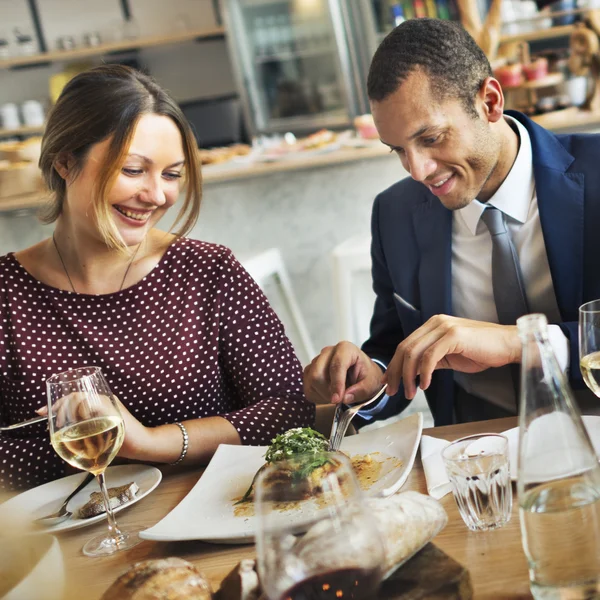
top-left (384, 315), bottom-right (521, 399)
top-left (303, 341), bottom-right (385, 405)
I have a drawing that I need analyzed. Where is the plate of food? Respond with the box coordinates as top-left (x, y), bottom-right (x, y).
top-left (0, 464), bottom-right (161, 534)
top-left (140, 413), bottom-right (423, 544)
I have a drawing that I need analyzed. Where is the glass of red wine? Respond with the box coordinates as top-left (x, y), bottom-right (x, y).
top-left (255, 451), bottom-right (385, 600)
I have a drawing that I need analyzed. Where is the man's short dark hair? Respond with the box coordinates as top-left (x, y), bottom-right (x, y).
top-left (367, 18), bottom-right (492, 116)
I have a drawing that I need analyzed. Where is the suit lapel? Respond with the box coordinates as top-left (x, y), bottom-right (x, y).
top-left (412, 197), bottom-right (453, 322)
top-left (513, 110), bottom-right (585, 322)
top-left (535, 166), bottom-right (584, 321)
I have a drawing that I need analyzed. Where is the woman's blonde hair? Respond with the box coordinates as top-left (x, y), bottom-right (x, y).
top-left (39, 64), bottom-right (202, 250)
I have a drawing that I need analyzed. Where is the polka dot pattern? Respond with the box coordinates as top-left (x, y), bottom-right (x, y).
top-left (0, 238), bottom-right (315, 491)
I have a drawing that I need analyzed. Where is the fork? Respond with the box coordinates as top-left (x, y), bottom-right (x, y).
top-left (0, 415), bottom-right (47, 431)
top-left (328, 384), bottom-right (387, 451)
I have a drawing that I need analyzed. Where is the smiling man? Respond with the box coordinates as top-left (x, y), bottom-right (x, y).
top-left (303, 18), bottom-right (600, 424)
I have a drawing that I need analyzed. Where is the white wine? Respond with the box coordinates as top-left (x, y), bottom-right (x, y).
top-left (520, 475), bottom-right (600, 598)
top-left (580, 351), bottom-right (600, 397)
top-left (51, 416), bottom-right (125, 475)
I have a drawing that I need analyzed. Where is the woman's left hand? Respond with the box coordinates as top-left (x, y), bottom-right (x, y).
top-left (112, 397), bottom-right (155, 460)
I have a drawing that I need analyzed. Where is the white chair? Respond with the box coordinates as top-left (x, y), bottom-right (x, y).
top-left (331, 235), bottom-right (376, 346)
top-left (242, 248), bottom-right (316, 366)
top-left (331, 235), bottom-right (434, 429)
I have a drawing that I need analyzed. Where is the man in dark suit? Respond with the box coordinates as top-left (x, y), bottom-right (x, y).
top-left (303, 18), bottom-right (600, 425)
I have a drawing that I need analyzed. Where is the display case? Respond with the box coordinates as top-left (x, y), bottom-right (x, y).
top-left (222, 0), bottom-right (362, 135)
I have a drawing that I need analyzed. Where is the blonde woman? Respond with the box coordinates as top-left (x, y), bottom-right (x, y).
top-left (0, 65), bottom-right (314, 491)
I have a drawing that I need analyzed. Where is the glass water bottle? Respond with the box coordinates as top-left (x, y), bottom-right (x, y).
top-left (517, 314), bottom-right (600, 599)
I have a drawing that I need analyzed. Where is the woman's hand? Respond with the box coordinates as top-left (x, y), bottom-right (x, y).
top-left (38, 395), bottom-right (155, 461)
top-left (110, 397), bottom-right (155, 460)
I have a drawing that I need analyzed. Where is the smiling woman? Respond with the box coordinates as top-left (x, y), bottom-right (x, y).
top-left (0, 65), bottom-right (315, 491)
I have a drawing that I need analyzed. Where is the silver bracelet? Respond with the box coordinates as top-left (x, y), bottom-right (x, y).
top-left (170, 422), bottom-right (189, 465)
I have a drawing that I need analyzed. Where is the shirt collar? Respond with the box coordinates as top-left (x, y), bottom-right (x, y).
top-left (458, 115), bottom-right (534, 235)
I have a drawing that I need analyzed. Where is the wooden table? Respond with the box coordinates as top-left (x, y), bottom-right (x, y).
top-left (58, 417), bottom-right (531, 599)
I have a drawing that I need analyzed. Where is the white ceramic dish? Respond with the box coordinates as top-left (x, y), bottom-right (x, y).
top-left (0, 464), bottom-right (161, 535)
top-left (0, 535), bottom-right (64, 600)
top-left (503, 414), bottom-right (600, 481)
top-left (140, 413), bottom-right (423, 544)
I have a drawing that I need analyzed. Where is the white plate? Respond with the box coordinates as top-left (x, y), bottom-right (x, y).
top-left (0, 464), bottom-right (162, 534)
top-left (140, 413), bottom-right (423, 544)
top-left (504, 415), bottom-right (600, 481)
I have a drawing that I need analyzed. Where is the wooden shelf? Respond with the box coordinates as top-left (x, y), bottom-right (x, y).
top-left (503, 72), bottom-right (564, 91)
top-left (500, 24), bottom-right (575, 45)
top-left (532, 106), bottom-right (600, 132)
top-left (0, 27), bottom-right (225, 70)
top-left (0, 125), bottom-right (44, 138)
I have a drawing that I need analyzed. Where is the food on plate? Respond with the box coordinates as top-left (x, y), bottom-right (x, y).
top-left (234, 428), bottom-right (397, 512)
top-left (101, 557), bottom-right (212, 600)
top-left (236, 427), bottom-right (328, 504)
top-left (79, 481), bottom-right (139, 518)
top-left (298, 129), bottom-right (337, 150)
top-left (198, 144), bottom-right (250, 165)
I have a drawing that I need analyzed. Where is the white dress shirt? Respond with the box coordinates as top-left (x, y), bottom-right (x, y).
top-left (451, 115), bottom-right (568, 413)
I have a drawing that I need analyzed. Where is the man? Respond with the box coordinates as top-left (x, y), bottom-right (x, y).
top-left (304, 18), bottom-right (600, 425)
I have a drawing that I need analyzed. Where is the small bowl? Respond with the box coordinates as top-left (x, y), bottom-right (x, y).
top-left (494, 63), bottom-right (523, 88)
top-left (522, 58), bottom-right (549, 81)
top-left (0, 535), bottom-right (64, 600)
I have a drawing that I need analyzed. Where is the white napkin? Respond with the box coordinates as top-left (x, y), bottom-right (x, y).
top-left (419, 435), bottom-right (452, 499)
top-left (420, 415), bottom-right (600, 499)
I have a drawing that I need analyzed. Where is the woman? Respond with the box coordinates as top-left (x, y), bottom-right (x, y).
top-left (0, 65), bottom-right (314, 491)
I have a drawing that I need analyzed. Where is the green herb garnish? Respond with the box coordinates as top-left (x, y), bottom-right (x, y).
top-left (264, 427), bottom-right (328, 464)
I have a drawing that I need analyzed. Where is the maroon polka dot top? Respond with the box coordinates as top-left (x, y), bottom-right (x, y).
top-left (0, 238), bottom-right (315, 490)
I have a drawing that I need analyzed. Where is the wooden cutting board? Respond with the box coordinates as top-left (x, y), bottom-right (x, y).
top-left (379, 543), bottom-right (472, 599)
top-left (216, 543), bottom-right (472, 600)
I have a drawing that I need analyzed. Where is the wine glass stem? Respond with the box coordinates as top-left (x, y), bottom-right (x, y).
top-left (96, 471), bottom-right (123, 543)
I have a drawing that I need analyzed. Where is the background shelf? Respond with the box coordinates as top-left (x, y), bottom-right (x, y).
top-left (0, 27), bottom-right (225, 70)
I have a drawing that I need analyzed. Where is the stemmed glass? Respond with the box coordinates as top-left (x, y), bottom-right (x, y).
top-left (46, 366), bottom-right (142, 557)
top-left (579, 300), bottom-right (600, 397)
top-left (255, 451), bottom-right (385, 600)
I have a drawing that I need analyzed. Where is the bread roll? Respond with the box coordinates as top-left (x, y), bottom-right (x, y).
top-left (101, 558), bottom-right (212, 600)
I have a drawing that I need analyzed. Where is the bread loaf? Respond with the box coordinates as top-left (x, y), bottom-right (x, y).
top-left (101, 558), bottom-right (212, 600)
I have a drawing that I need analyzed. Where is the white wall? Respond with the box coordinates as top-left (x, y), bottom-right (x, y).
top-left (0, 0), bottom-right (236, 106)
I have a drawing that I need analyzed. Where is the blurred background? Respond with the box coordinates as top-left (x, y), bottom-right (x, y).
top-left (3, 0), bottom-right (600, 424)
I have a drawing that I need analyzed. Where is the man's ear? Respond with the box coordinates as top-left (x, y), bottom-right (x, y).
top-left (477, 77), bottom-right (505, 123)
top-left (53, 153), bottom-right (73, 181)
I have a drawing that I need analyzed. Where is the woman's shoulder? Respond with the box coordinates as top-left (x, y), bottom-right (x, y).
top-left (173, 237), bottom-right (236, 266)
top-left (0, 252), bottom-right (18, 277)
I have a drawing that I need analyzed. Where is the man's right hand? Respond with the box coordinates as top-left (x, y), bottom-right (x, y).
top-left (303, 341), bottom-right (385, 405)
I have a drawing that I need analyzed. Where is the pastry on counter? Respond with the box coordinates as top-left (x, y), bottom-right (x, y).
top-left (101, 558), bottom-right (213, 600)
top-left (198, 144), bottom-right (251, 165)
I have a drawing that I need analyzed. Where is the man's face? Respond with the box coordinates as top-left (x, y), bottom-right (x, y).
top-left (371, 70), bottom-right (502, 210)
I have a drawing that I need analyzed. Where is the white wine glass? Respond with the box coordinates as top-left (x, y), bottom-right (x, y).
top-left (255, 451), bottom-right (385, 600)
top-left (46, 366), bottom-right (142, 557)
top-left (579, 300), bottom-right (600, 397)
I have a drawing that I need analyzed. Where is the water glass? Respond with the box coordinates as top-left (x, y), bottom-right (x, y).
top-left (442, 433), bottom-right (512, 532)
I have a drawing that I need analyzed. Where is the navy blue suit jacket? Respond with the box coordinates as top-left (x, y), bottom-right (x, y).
top-left (360, 111), bottom-right (600, 426)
